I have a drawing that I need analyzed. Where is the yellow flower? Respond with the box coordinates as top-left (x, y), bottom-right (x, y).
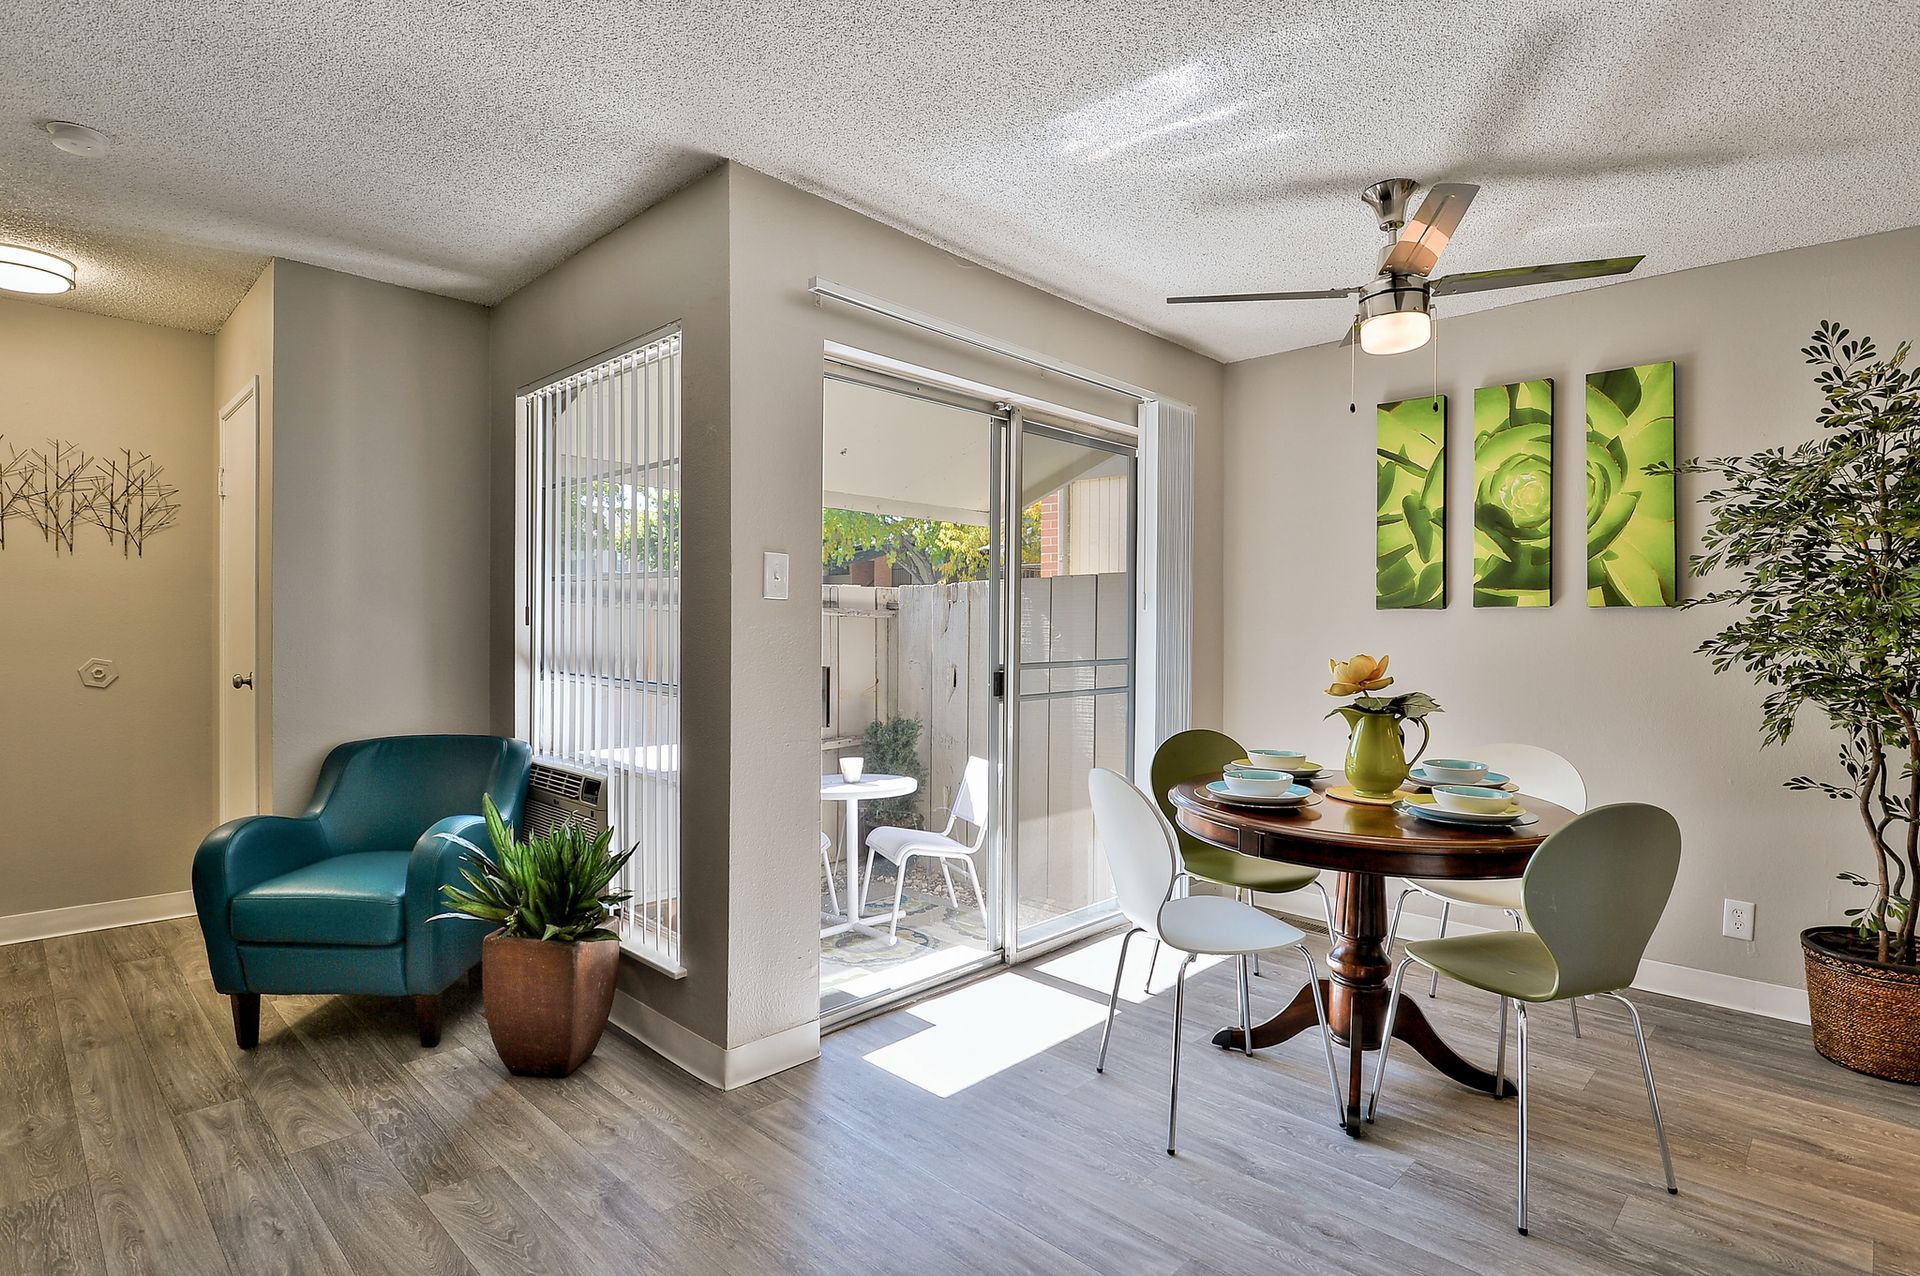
top-left (1326, 654), bottom-right (1394, 697)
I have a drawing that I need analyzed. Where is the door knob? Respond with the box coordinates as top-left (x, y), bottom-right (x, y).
top-left (232, 673), bottom-right (253, 689)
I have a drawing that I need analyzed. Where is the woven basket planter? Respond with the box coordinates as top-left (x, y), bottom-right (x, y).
top-left (1803, 926), bottom-right (1920, 1084)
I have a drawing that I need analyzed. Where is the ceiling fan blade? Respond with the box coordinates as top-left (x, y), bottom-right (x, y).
top-left (1430, 255), bottom-right (1644, 297)
top-left (1166, 286), bottom-right (1359, 304)
top-left (1381, 183), bottom-right (1479, 276)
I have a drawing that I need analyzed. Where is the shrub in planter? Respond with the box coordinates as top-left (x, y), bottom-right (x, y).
top-left (436, 797), bottom-right (635, 1077)
top-left (1673, 321), bottom-right (1920, 1081)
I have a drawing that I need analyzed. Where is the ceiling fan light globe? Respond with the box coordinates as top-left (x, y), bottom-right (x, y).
top-left (1359, 309), bottom-right (1430, 355)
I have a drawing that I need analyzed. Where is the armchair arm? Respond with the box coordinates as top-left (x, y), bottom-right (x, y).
top-left (192, 815), bottom-right (333, 992)
top-left (405, 814), bottom-right (497, 993)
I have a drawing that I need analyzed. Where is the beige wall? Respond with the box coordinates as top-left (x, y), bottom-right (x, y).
top-left (269, 260), bottom-right (492, 809)
top-left (725, 164), bottom-right (1226, 1048)
top-left (213, 264), bottom-right (274, 802)
top-left (1221, 226), bottom-right (1920, 992)
top-left (0, 298), bottom-right (215, 916)
top-left (487, 168), bottom-right (734, 1045)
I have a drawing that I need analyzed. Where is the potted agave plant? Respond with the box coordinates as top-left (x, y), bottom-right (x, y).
top-left (1324, 654), bottom-right (1442, 797)
top-left (437, 796), bottom-right (635, 1077)
top-left (1675, 321), bottom-right (1920, 1082)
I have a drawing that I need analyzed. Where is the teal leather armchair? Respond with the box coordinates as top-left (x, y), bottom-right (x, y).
top-left (193, 734), bottom-right (532, 1048)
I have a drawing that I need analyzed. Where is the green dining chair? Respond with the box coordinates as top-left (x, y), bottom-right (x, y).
top-left (1365, 803), bottom-right (1682, 1236)
top-left (1148, 730), bottom-right (1333, 985)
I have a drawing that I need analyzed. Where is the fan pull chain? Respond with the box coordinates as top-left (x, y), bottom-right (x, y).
top-left (1349, 329), bottom-right (1358, 413)
top-left (1431, 308), bottom-right (1441, 411)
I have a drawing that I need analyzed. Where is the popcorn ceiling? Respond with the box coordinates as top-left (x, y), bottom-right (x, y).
top-left (2, 1), bottom-right (1912, 355)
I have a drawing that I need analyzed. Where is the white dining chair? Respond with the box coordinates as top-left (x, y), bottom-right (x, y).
top-left (862, 756), bottom-right (991, 942)
top-left (1088, 768), bottom-right (1346, 1152)
top-left (1384, 743), bottom-right (1588, 1043)
top-left (820, 832), bottom-right (840, 916)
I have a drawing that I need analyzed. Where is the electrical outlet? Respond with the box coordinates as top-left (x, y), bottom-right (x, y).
top-left (1723, 898), bottom-right (1755, 941)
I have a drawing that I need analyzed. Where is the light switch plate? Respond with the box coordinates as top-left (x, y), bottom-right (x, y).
top-left (763, 551), bottom-right (790, 600)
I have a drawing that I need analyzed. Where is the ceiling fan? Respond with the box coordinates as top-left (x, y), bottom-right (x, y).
top-left (1168, 178), bottom-right (1645, 355)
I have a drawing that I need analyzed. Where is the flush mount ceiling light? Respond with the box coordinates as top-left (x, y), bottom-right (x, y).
top-left (0, 245), bottom-right (77, 294)
top-left (41, 120), bottom-right (112, 157)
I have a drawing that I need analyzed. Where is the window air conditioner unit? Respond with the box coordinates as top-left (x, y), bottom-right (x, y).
top-left (523, 757), bottom-right (609, 840)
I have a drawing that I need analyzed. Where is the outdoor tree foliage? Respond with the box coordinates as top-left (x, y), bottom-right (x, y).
top-left (1672, 322), bottom-right (1920, 964)
top-left (823, 506), bottom-right (1041, 583)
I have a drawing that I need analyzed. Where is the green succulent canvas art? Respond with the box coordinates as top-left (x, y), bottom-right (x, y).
top-left (1377, 394), bottom-right (1446, 609)
top-left (1473, 380), bottom-right (1554, 607)
top-left (1586, 361), bottom-right (1677, 606)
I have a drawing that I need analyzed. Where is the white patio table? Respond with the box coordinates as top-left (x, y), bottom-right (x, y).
top-left (820, 773), bottom-right (918, 940)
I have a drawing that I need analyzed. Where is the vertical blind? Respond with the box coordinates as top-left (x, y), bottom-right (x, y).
top-left (525, 329), bottom-right (684, 974)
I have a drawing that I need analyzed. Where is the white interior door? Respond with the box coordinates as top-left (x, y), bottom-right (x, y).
top-left (218, 379), bottom-right (260, 821)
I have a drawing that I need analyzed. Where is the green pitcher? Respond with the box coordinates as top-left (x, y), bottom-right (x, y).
top-left (1332, 705), bottom-right (1430, 797)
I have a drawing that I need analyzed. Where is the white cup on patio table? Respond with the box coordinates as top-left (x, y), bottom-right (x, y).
top-left (838, 756), bottom-right (865, 783)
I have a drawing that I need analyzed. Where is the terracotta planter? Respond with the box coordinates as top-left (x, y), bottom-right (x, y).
top-left (1803, 926), bottom-right (1920, 1084)
top-left (481, 932), bottom-right (620, 1077)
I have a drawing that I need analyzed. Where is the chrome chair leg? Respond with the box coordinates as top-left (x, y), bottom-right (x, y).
top-left (1430, 901), bottom-right (1450, 997)
top-left (1516, 1003), bottom-right (1531, 1235)
top-left (1237, 954), bottom-right (1254, 1056)
top-left (1366, 954), bottom-right (1417, 1121)
top-left (1606, 992), bottom-right (1678, 1195)
top-left (1169, 954), bottom-right (1194, 1155)
top-left (1295, 943), bottom-right (1345, 1131)
top-left (1310, 879), bottom-right (1335, 941)
top-left (1386, 885), bottom-right (1415, 955)
top-left (1144, 939), bottom-right (1161, 993)
top-left (1096, 928), bottom-right (1140, 1073)
top-left (1494, 996), bottom-right (1510, 1098)
top-left (1238, 889), bottom-right (1263, 977)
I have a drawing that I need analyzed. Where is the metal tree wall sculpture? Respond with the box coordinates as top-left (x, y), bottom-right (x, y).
top-left (0, 435), bottom-right (182, 556)
top-left (87, 449), bottom-right (182, 556)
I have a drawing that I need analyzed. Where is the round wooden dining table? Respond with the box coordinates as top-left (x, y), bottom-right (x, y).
top-left (1168, 772), bottom-right (1578, 1132)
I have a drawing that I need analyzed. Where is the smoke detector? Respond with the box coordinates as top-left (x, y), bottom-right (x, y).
top-left (41, 120), bottom-right (112, 157)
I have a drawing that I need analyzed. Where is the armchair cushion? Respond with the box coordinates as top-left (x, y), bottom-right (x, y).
top-left (230, 851), bottom-right (411, 946)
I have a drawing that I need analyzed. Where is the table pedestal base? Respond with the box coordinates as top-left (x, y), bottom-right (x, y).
top-left (1210, 869), bottom-right (1508, 1134)
top-left (1211, 979), bottom-right (1506, 1131)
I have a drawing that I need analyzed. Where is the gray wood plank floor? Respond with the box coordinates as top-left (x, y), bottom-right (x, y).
top-left (0, 916), bottom-right (1913, 1275)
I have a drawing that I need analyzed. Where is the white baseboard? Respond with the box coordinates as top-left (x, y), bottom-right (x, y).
top-left (0, 890), bottom-right (196, 946)
top-left (606, 989), bottom-right (820, 1090)
top-left (1631, 958), bottom-right (1810, 1025)
top-left (1269, 899), bottom-right (1811, 1026)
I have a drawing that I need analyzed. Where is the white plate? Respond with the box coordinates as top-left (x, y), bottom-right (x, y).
top-left (1206, 780), bottom-right (1313, 807)
top-left (1408, 766), bottom-right (1511, 789)
top-left (1397, 801), bottom-right (1538, 828)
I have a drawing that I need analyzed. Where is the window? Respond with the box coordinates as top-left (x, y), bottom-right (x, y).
top-left (523, 329), bottom-right (683, 974)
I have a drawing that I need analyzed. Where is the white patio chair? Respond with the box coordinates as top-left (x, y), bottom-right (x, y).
top-left (820, 831), bottom-right (840, 915)
top-left (861, 756), bottom-right (990, 943)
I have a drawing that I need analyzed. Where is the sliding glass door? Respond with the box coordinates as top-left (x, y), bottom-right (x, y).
top-left (1004, 420), bottom-right (1135, 957)
top-left (819, 369), bottom-right (1136, 1019)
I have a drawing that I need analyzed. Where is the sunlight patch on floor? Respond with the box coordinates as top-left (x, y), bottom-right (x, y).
top-left (861, 971), bottom-right (1110, 1098)
top-left (1034, 930), bottom-right (1226, 1004)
